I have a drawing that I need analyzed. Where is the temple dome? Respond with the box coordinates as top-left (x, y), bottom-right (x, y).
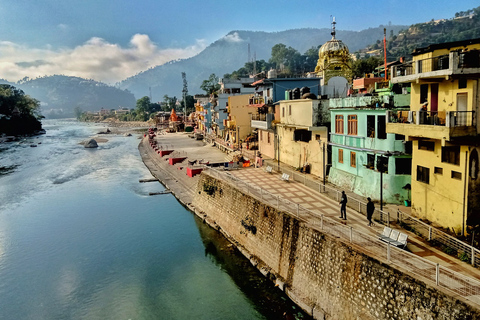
top-left (319, 38), bottom-right (349, 57)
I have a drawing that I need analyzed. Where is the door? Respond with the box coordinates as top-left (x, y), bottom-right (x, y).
top-left (456, 93), bottom-right (468, 126)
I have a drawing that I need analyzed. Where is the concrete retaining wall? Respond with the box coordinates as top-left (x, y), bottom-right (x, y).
top-left (194, 173), bottom-right (480, 320)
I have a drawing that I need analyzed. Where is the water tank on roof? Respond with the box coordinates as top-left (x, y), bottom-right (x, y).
top-left (285, 90), bottom-right (290, 100)
top-left (292, 88), bottom-right (300, 99)
top-left (300, 86), bottom-right (310, 96)
top-left (267, 69), bottom-right (277, 79)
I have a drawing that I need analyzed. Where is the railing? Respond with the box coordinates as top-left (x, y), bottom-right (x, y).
top-left (387, 110), bottom-right (476, 128)
top-left (329, 133), bottom-right (366, 149)
top-left (204, 166), bottom-right (480, 306)
top-left (251, 114), bottom-right (268, 121)
top-left (393, 51), bottom-right (480, 79)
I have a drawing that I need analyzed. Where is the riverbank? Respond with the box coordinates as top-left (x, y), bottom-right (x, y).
top-left (139, 132), bottom-right (480, 319)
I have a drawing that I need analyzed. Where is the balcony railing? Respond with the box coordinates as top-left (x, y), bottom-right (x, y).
top-left (249, 97), bottom-right (265, 105)
top-left (387, 110), bottom-right (476, 128)
top-left (392, 51), bottom-right (480, 81)
top-left (251, 113), bottom-right (274, 130)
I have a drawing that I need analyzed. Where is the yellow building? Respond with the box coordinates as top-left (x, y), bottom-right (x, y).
top-left (276, 98), bottom-right (329, 178)
top-left (225, 94), bottom-right (257, 146)
top-left (387, 38), bottom-right (480, 234)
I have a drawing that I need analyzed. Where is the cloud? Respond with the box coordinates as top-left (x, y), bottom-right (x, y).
top-left (222, 32), bottom-right (244, 43)
top-left (0, 34), bottom-right (207, 84)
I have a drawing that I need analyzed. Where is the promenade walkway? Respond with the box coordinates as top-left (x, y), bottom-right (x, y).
top-left (141, 132), bottom-right (480, 307)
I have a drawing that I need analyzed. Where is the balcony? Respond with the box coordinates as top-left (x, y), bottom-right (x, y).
top-left (249, 97), bottom-right (265, 106)
top-left (330, 133), bottom-right (365, 149)
top-left (251, 113), bottom-right (274, 130)
top-left (386, 110), bottom-right (477, 140)
top-left (392, 51), bottom-right (480, 83)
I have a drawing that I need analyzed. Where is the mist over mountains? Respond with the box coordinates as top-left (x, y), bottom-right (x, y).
top-left (1, 25), bottom-right (407, 117)
top-left (118, 26), bottom-right (406, 101)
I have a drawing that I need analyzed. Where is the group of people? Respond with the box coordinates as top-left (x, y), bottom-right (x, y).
top-left (339, 190), bottom-right (375, 227)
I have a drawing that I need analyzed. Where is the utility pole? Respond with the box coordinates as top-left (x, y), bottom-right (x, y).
top-left (182, 72), bottom-right (188, 124)
top-left (384, 28), bottom-right (387, 81)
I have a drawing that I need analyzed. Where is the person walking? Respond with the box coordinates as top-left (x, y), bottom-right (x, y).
top-left (339, 191), bottom-right (347, 220)
top-left (366, 197), bottom-right (375, 227)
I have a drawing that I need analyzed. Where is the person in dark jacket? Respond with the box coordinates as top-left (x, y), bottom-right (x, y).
top-left (366, 197), bottom-right (375, 227)
top-left (339, 191), bottom-right (347, 220)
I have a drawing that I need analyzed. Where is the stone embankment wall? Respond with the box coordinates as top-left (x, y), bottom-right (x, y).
top-left (194, 173), bottom-right (480, 320)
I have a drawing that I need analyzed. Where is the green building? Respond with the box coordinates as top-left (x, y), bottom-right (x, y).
top-left (328, 86), bottom-right (412, 205)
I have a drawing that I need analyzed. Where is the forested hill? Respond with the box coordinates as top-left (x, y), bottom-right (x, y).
top-left (0, 76), bottom-right (136, 118)
top-left (359, 6), bottom-right (480, 60)
top-left (118, 25), bottom-right (407, 100)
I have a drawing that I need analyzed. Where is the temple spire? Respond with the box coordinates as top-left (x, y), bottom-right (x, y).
top-left (331, 16), bottom-right (336, 39)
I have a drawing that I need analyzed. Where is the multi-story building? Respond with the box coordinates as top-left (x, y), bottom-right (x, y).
top-left (250, 77), bottom-right (322, 159)
top-left (328, 85), bottom-right (412, 204)
top-left (276, 96), bottom-right (330, 178)
top-left (211, 77), bottom-right (255, 137)
top-left (224, 94), bottom-right (257, 146)
top-left (387, 38), bottom-right (480, 234)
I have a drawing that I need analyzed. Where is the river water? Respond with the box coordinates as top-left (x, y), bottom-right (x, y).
top-left (0, 120), bottom-right (308, 320)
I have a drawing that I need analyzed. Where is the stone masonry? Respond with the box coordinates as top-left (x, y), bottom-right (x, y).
top-left (194, 173), bottom-right (480, 320)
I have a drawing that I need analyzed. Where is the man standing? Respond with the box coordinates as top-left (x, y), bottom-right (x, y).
top-left (366, 197), bottom-right (375, 227)
top-left (339, 191), bottom-right (347, 220)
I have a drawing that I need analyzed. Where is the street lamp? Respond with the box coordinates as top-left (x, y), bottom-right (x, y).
top-left (377, 151), bottom-right (392, 211)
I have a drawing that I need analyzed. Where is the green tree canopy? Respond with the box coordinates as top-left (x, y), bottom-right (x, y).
top-left (200, 73), bottom-right (221, 95)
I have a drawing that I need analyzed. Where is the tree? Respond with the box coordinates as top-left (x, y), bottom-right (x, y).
top-left (0, 84), bottom-right (43, 135)
top-left (269, 43), bottom-right (302, 75)
top-left (200, 74), bottom-right (220, 95)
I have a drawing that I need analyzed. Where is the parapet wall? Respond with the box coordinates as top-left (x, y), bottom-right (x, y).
top-left (194, 173), bottom-right (480, 320)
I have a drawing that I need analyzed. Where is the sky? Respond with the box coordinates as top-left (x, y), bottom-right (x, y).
top-left (0, 0), bottom-right (478, 84)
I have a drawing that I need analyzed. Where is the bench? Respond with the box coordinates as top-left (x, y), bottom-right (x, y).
top-left (264, 166), bottom-right (273, 173)
top-left (379, 227), bottom-right (408, 248)
top-left (280, 173), bottom-right (290, 181)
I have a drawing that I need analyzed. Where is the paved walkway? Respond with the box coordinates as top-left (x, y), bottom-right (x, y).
top-left (141, 132), bottom-right (480, 305)
top-left (229, 166), bottom-right (480, 282)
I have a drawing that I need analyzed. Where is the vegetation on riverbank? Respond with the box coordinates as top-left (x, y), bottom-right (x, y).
top-left (0, 84), bottom-right (43, 136)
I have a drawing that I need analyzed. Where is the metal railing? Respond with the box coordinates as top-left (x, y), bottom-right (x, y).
top-left (262, 158), bottom-right (480, 269)
top-left (204, 166), bottom-right (480, 306)
top-left (386, 110), bottom-right (476, 128)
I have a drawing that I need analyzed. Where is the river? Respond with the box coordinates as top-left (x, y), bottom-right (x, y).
top-left (0, 120), bottom-right (308, 320)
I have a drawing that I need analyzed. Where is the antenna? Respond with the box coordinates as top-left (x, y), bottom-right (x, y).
top-left (248, 43), bottom-right (251, 63)
top-left (331, 16), bottom-right (336, 39)
top-left (253, 52), bottom-right (257, 76)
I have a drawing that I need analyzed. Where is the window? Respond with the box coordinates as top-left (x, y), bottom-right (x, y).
top-left (451, 171), bottom-right (462, 180)
top-left (335, 115), bottom-right (344, 134)
top-left (289, 105), bottom-right (292, 116)
top-left (282, 107), bottom-right (285, 117)
top-left (459, 78), bottom-right (467, 89)
top-left (417, 166), bottom-right (430, 184)
top-left (367, 115), bottom-right (375, 138)
top-left (347, 115), bottom-right (358, 135)
top-left (418, 140), bottom-right (435, 151)
top-left (338, 149), bottom-right (343, 163)
top-left (350, 152), bottom-right (356, 168)
top-left (434, 167), bottom-right (443, 175)
top-left (395, 134), bottom-right (405, 140)
top-left (442, 146), bottom-right (460, 165)
top-left (293, 129), bottom-right (312, 142)
top-left (366, 154), bottom-right (375, 169)
top-left (267, 133), bottom-right (270, 144)
top-left (395, 158), bottom-right (412, 175)
top-left (377, 115), bottom-right (386, 139)
top-left (377, 156), bottom-right (388, 173)
top-left (420, 84), bottom-right (428, 104)
top-left (315, 134), bottom-right (321, 141)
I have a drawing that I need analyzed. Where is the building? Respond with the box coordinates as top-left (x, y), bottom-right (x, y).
top-left (224, 94), bottom-right (257, 147)
top-left (211, 77), bottom-right (255, 137)
top-left (276, 96), bottom-right (330, 178)
top-left (328, 86), bottom-right (412, 204)
top-left (387, 38), bottom-right (480, 234)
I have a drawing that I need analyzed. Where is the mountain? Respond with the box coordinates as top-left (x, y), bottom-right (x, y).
top-left (358, 6), bottom-right (480, 60)
top-left (118, 26), bottom-right (407, 100)
top-left (0, 76), bottom-right (136, 118)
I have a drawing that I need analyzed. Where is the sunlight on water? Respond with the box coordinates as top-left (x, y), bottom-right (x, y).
top-left (0, 120), bottom-right (308, 320)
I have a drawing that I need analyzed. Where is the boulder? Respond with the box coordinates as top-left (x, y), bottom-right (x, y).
top-left (124, 133), bottom-right (132, 137)
top-left (84, 139), bottom-right (98, 148)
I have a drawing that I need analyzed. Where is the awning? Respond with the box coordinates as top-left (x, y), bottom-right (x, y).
top-left (250, 104), bottom-right (265, 108)
top-left (251, 79), bottom-right (265, 86)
